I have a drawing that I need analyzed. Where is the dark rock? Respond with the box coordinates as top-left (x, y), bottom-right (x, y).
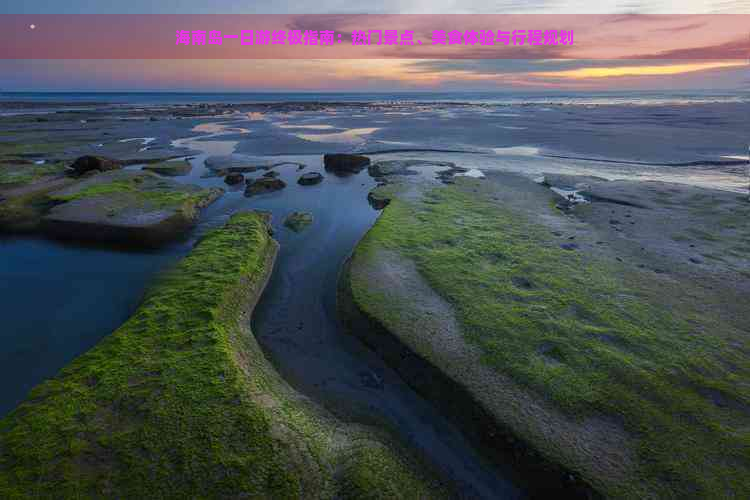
top-left (298, 172), bottom-right (323, 185)
top-left (560, 243), bottom-right (579, 251)
top-left (224, 172), bottom-right (245, 185)
top-left (689, 257), bottom-right (703, 264)
top-left (367, 191), bottom-right (391, 210)
top-left (263, 170), bottom-right (280, 178)
top-left (323, 154), bottom-right (370, 174)
top-left (283, 211), bottom-right (313, 232)
top-left (245, 177), bottom-right (286, 197)
top-left (69, 156), bottom-right (122, 176)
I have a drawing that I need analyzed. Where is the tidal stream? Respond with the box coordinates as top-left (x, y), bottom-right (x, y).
top-left (1, 121), bottom-right (524, 499)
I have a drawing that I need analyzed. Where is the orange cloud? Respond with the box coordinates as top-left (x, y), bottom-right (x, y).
top-left (531, 61), bottom-right (746, 79)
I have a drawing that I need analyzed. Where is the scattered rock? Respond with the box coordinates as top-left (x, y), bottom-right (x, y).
top-left (367, 191), bottom-right (391, 210)
top-left (224, 172), bottom-right (245, 185)
top-left (283, 211), bottom-right (313, 232)
top-left (245, 177), bottom-right (286, 197)
top-left (298, 172), bottom-right (323, 186)
top-left (69, 156), bottom-right (122, 176)
top-left (323, 154), bottom-right (370, 174)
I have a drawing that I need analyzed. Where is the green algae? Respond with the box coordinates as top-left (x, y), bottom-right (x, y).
top-left (49, 173), bottom-right (206, 209)
top-left (0, 162), bottom-right (67, 188)
top-left (349, 180), bottom-right (750, 498)
top-left (141, 161), bottom-right (192, 177)
top-left (0, 212), bottom-right (440, 499)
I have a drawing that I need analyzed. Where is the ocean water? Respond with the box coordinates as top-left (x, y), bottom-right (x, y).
top-left (1, 90), bottom-right (748, 106)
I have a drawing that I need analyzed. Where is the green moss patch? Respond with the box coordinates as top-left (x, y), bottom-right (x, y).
top-left (50, 171), bottom-right (206, 209)
top-left (350, 179), bottom-right (750, 498)
top-left (141, 160), bottom-right (192, 177)
top-left (0, 162), bottom-right (67, 189)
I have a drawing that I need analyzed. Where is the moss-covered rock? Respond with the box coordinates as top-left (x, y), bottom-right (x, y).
top-left (0, 212), bottom-right (444, 499)
top-left (245, 177), bottom-right (286, 197)
top-left (283, 211), bottom-right (314, 232)
top-left (41, 170), bottom-right (223, 246)
top-left (0, 162), bottom-right (75, 233)
top-left (343, 172), bottom-right (750, 498)
top-left (141, 160), bottom-right (192, 177)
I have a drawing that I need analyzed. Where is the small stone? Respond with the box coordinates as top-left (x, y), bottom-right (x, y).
top-left (298, 172), bottom-right (324, 185)
top-left (283, 211), bottom-right (313, 232)
top-left (70, 155), bottom-right (122, 176)
top-left (245, 177), bottom-right (286, 197)
top-left (224, 172), bottom-right (244, 185)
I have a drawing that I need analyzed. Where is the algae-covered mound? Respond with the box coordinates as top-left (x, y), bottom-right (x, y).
top-left (343, 173), bottom-right (750, 498)
top-left (0, 212), bottom-right (443, 499)
top-left (42, 170), bottom-right (223, 246)
top-left (0, 162), bottom-right (67, 190)
top-left (141, 159), bottom-right (192, 177)
top-left (0, 162), bottom-right (75, 232)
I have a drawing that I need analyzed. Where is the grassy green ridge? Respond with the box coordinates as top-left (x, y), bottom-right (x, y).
top-left (0, 212), bottom-right (439, 499)
top-left (349, 181), bottom-right (750, 498)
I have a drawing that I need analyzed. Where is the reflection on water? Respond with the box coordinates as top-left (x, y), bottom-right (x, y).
top-left (298, 127), bottom-right (380, 144)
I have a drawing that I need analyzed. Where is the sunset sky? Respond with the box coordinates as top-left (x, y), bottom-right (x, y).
top-left (1, 0), bottom-right (747, 92)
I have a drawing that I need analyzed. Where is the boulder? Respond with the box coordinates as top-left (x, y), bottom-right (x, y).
top-left (224, 172), bottom-right (245, 185)
top-left (323, 154), bottom-right (370, 175)
top-left (69, 156), bottom-right (122, 176)
top-left (298, 172), bottom-right (324, 186)
top-left (41, 170), bottom-right (223, 246)
top-left (245, 177), bottom-right (286, 197)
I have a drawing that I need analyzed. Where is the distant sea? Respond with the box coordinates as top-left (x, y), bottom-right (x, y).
top-left (0, 90), bottom-right (748, 106)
